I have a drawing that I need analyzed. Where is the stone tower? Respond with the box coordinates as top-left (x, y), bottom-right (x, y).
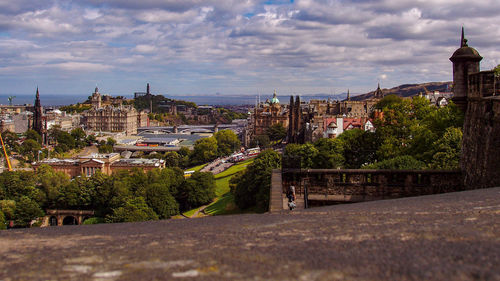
top-left (449, 27), bottom-right (482, 111)
top-left (33, 87), bottom-right (43, 136)
top-left (91, 87), bottom-right (102, 108)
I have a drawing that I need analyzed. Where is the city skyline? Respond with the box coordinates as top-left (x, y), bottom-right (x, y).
top-left (0, 0), bottom-right (499, 97)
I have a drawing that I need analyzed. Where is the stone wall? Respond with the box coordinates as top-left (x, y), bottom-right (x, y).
top-left (281, 169), bottom-right (463, 203)
top-left (462, 96), bottom-right (500, 188)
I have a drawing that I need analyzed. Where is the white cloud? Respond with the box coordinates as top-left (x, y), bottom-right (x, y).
top-left (0, 0), bottom-right (499, 96)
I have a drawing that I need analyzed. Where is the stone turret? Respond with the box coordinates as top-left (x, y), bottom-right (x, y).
top-left (450, 27), bottom-right (482, 111)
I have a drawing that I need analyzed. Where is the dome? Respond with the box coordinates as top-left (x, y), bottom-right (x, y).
top-left (450, 46), bottom-right (482, 61)
top-left (270, 90), bottom-right (280, 104)
top-left (328, 122), bottom-right (337, 128)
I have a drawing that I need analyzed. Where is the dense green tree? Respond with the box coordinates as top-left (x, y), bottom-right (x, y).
top-left (177, 171), bottom-right (216, 211)
top-left (338, 129), bottom-right (379, 168)
top-left (191, 137), bottom-right (218, 165)
top-left (1, 131), bottom-right (20, 153)
top-left (214, 130), bottom-right (241, 156)
top-left (0, 210), bottom-right (5, 229)
top-left (364, 155), bottom-right (425, 170)
top-left (493, 64), bottom-right (500, 76)
top-left (266, 124), bottom-right (287, 142)
top-left (313, 138), bottom-right (345, 169)
top-left (164, 151), bottom-right (181, 167)
top-left (106, 197), bottom-right (158, 223)
top-left (14, 196), bottom-right (44, 227)
top-left (145, 183), bottom-right (179, 219)
top-left (71, 128), bottom-right (87, 148)
top-left (233, 150), bottom-right (281, 212)
top-left (283, 143), bottom-right (318, 169)
top-left (21, 139), bottom-right (41, 162)
top-left (430, 127), bottom-right (462, 170)
top-left (0, 171), bottom-right (37, 199)
top-left (35, 165), bottom-right (70, 208)
top-left (0, 200), bottom-right (16, 221)
top-left (25, 130), bottom-right (42, 144)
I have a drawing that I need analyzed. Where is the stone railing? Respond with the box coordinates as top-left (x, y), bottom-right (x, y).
top-left (281, 169), bottom-right (463, 203)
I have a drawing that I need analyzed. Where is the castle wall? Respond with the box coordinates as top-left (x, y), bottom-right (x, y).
top-left (462, 96), bottom-right (500, 188)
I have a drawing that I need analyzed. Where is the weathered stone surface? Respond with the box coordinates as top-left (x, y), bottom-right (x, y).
top-left (1, 187), bottom-right (499, 281)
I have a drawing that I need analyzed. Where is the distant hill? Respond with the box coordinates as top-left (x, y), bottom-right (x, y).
top-left (350, 82), bottom-right (452, 101)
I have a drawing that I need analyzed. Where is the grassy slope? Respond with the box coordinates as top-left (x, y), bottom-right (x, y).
top-left (181, 159), bottom-right (254, 217)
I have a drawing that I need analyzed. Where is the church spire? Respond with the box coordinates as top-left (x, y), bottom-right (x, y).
top-left (347, 89), bottom-right (350, 101)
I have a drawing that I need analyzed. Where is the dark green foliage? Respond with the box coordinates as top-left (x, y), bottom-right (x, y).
top-left (364, 155), bottom-right (426, 170)
top-left (0, 200), bottom-right (16, 221)
top-left (430, 127), bottom-right (462, 169)
top-left (250, 135), bottom-right (270, 148)
top-left (493, 64), bottom-right (500, 76)
top-left (59, 103), bottom-right (91, 113)
top-left (284, 143), bottom-right (318, 169)
top-left (14, 196), bottom-right (44, 227)
top-left (164, 151), bottom-right (181, 168)
top-left (21, 139), bottom-right (41, 162)
top-left (338, 130), bottom-right (379, 168)
top-left (0, 210), bottom-right (6, 229)
top-left (266, 124), bottom-right (287, 141)
top-left (191, 137), bottom-right (218, 165)
top-left (25, 130), bottom-right (42, 144)
top-left (313, 138), bottom-right (345, 168)
top-left (82, 217), bottom-right (105, 225)
top-left (177, 171), bottom-right (216, 211)
top-left (233, 150), bottom-right (281, 212)
top-left (214, 130), bottom-right (241, 156)
top-left (1, 131), bottom-right (20, 153)
top-left (106, 197), bottom-right (158, 223)
top-left (145, 183), bottom-right (179, 219)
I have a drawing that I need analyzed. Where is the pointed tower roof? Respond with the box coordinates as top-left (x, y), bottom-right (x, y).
top-left (374, 83), bottom-right (383, 98)
top-left (450, 27), bottom-right (482, 62)
top-left (347, 89), bottom-right (350, 101)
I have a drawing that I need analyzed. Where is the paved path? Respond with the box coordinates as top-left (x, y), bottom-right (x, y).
top-left (1, 187), bottom-right (500, 280)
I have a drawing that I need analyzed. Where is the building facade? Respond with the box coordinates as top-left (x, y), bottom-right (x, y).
top-left (82, 87), bottom-right (148, 135)
top-left (32, 153), bottom-right (165, 178)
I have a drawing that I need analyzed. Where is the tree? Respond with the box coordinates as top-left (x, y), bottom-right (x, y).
top-left (214, 130), bottom-right (241, 156)
top-left (191, 137), bottom-right (218, 165)
top-left (21, 139), bottom-right (41, 162)
top-left (266, 124), bottom-right (287, 142)
top-left (177, 171), bottom-right (215, 211)
top-left (0, 200), bottom-right (16, 221)
top-left (430, 127), bottom-right (462, 169)
top-left (338, 129), bottom-right (379, 168)
top-left (106, 197), bottom-right (158, 223)
top-left (145, 183), bottom-right (179, 219)
top-left (25, 130), bottom-right (42, 144)
top-left (0, 210), bottom-right (5, 230)
top-left (250, 135), bottom-right (270, 149)
top-left (71, 128), bottom-right (86, 148)
top-left (164, 151), bottom-right (181, 167)
top-left (283, 143), bottom-right (318, 169)
top-left (1, 131), bottom-right (19, 153)
top-left (493, 64), bottom-right (500, 76)
top-left (313, 138), bottom-right (345, 169)
top-left (14, 196), bottom-right (44, 227)
top-left (233, 150), bottom-right (281, 212)
top-left (364, 155), bottom-right (425, 170)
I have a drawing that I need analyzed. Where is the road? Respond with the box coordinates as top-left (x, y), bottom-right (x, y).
top-left (1, 187), bottom-right (499, 280)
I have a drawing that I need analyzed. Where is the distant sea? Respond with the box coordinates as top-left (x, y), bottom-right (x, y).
top-left (0, 93), bottom-right (347, 107)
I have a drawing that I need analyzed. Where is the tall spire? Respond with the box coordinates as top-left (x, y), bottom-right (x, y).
top-left (347, 89), bottom-right (350, 101)
top-left (460, 26), bottom-right (465, 47)
top-left (147, 83), bottom-right (150, 95)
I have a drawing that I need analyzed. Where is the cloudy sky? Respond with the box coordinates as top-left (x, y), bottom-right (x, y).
top-left (0, 0), bottom-right (499, 98)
